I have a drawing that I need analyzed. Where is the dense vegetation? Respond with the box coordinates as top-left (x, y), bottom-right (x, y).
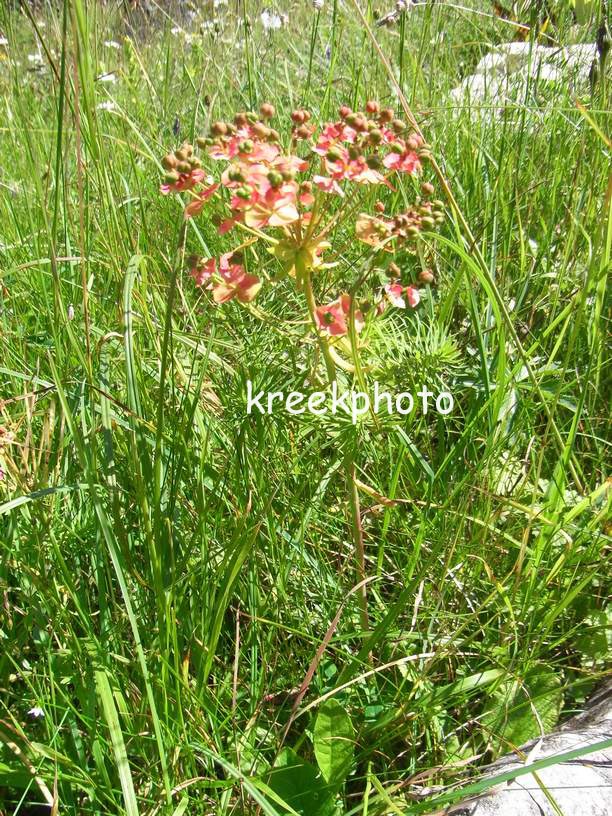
top-left (0, 1), bottom-right (610, 813)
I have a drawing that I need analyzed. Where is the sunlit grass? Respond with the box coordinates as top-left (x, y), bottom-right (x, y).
top-left (0, 1), bottom-right (610, 814)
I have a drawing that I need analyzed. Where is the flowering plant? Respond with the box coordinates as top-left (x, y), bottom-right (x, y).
top-left (160, 100), bottom-right (444, 375)
top-left (160, 101), bottom-right (445, 628)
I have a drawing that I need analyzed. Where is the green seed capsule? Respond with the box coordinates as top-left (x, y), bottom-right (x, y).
top-left (267, 170), bottom-right (283, 187)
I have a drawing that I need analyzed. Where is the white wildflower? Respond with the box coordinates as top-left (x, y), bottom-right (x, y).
top-left (103, 40), bottom-right (121, 49)
top-left (313, 0), bottom-right (324, 9)
top-left (96, 72), bottom-right (117, 83)
top-left (27, 707), bottom-right (45, 719)
top-left (260, 9), bottom-right (284, 31)
top-left (0, 36), bottom-right (8, 47)
top-left (97, 100), bottom-right (117, 112)
top-left (67, 304), bottom-right (75, 321)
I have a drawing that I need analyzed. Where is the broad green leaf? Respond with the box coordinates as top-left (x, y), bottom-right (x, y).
top-left (483, 665), bottom-right (563, 750)
top-left (268, 748), bottom-right (336, 816)
top-left (313, 700), bottom-right (355, 785)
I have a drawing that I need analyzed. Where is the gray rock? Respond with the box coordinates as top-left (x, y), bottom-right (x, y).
top-left (448, 682), bottom-right (612, 816)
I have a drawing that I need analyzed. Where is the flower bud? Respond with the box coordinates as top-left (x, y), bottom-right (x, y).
top-left (406, 225), bottom-right (420, 238)
top-left (246, 111), bottom-right (258, 123)
top-left (235, 186), bottom-right (252, 199)
top-left (326, 147), bottom-right (343, 162)
top-left (162, 153), bottom-right (178, 170)
top-left (260, 102), bottom-right (275, 119)
top-left (296, 124), bottom-right (311, 139)
top-left (354, 115), bottom-right (369, 132)
top-left (366, 100), bottom-right (380, 114)
top-left (181, 142), bottom-right (194, 156)
top-left (339, 104), bottom-right (352, 119)
top-left (228, 167), bottom-right (245, 182)
top-left (302, 110), bottom-right (312, 122)
top-left (432, 199), bottom-right (444, 210)
top-left (189, 157), bottom-right (202, 168)
top-left (420, 216), bottom-right (435, 228)
top-left (234, 112), bottom-right (248, 127)
top-left (374, 201), bottom-right (385, 213)
top-left (388, 261), bottom-right (401, 278)
top-left (291, 109), bottom-right (306, 124)
top-left (348, 145), bottom-right (361, 160)
top-left (368, 128), bottom-right (382, 144)
top-left (211, 121), bottom-right (228, 136)
top-left (406, 136), bottom-right (420, 151)
top-left (268, 128), bottom-right (281, 141)
top-left (175, 148), bottom-right (188, 161)
top-left (300, 181), bottom-right (313, 194)
top-left (164, 170), bottom-right (180, 184)
top-left (366, 154), bottom-right (382, 169)
top-left (390, 142), bottom-right (404, 154)
top-left (379, 108), bottom-right (394, 123)
top-left (196, 136), bottom-right (213, 149)
top-left (391, 118), bottom-right (407, 133)
top-left (177, 161), bottom-right (191, 173)
top-left (346, 112), bottom-right (359, 127)
top-left (419, 269), bottom-right (435, 285)
top-left (238, 139), bottom-right (254, 153)
top-left (421, 181), bottom-right (435, 196)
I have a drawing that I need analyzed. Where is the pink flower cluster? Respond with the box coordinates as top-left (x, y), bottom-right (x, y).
top-left (159, 102), bottom-right (437, 337)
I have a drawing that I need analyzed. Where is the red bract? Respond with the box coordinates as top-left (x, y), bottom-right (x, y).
top-left (315, 294), bottom-right (364, 337)
top-left (160, 168), bottom-right (207, 195)
top-left (384, 282), bottom-right (420, 309)
top-left (184, 182), bottom-right (220, 218)
top-left (383, 147), bottom-right (421, 174)
top-left (190, 252), bottom-right (262, 305)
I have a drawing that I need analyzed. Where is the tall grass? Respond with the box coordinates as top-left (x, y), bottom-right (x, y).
top-left (0, 1), bottom-right (610, 814)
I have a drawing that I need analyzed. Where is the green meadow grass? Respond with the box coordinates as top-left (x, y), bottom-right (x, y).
top-left (0, 1), bottom-right (610, 814)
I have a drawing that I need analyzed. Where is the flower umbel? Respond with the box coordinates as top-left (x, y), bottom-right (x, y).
top-left (159, 101), bottom-right (443, 341)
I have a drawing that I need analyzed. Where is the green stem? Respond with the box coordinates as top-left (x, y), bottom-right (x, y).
top-left (347, 453), bottom-right (369, 633)
top-left (301, 261), bottom-right (337, 384)
top-left (301, 261), bottom-right (369, 633)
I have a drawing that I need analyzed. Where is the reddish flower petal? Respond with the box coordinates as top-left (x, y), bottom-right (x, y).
top-left (313, 175), bottom-right (344, 196)
top-left (405, 286), bottom-right (420, 308)
top-left (236, 275), bottom-right (262, 303)
top-left (211, 281), bottom-right (236, 304)
top-left (385, 283), bottom-right (406, 309)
